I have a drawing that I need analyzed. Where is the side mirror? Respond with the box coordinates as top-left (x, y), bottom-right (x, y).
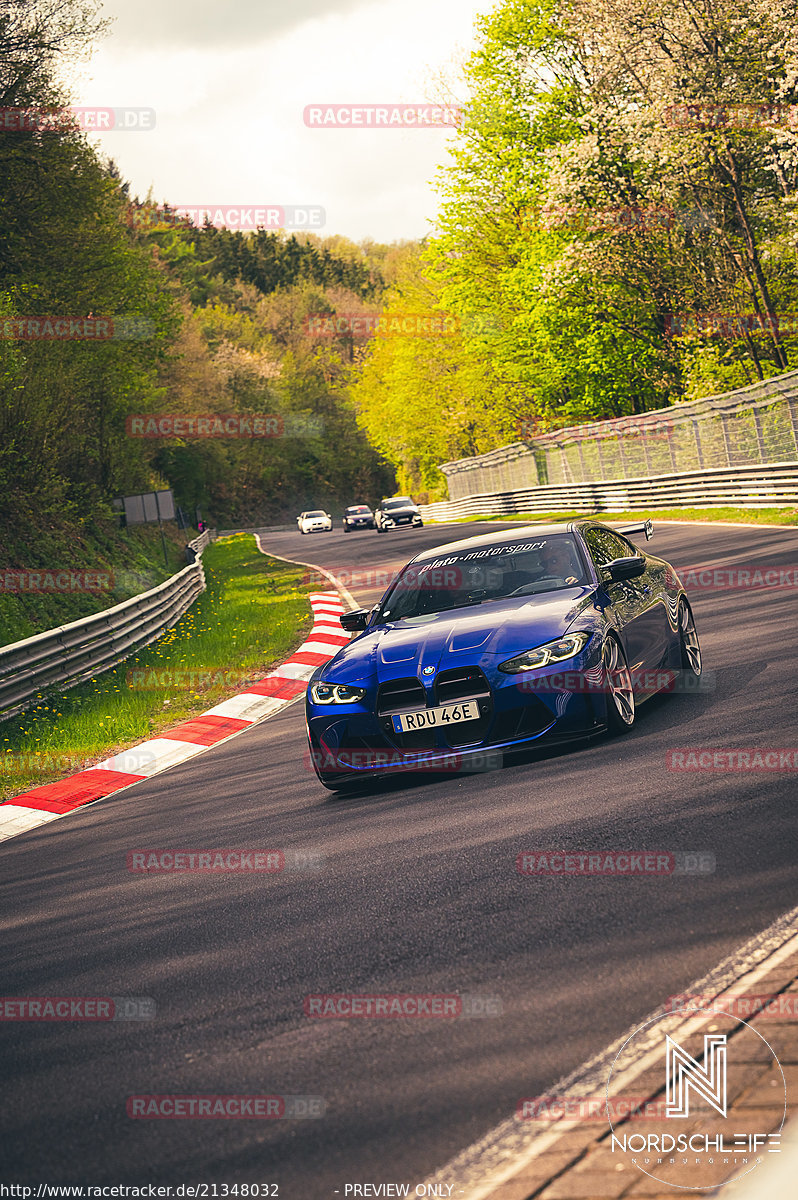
top-left (604, 556), bottom-right (646, 582)
top-left (340, 608), bottom-right (370, 632)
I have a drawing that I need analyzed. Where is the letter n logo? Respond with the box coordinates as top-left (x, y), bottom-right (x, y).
top-left (665, 1033), bottom-right (727, 1118)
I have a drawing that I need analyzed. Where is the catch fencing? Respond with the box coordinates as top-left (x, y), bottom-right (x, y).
top-left (0, 530), bottom-right (215, 723)
top-left (436, 370), bottom-right (798, 507)
top-left (418, 462), bottom-right (798, 521)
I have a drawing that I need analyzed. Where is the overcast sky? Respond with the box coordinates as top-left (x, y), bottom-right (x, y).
top-left (71, 0), bottom-right (493, 244)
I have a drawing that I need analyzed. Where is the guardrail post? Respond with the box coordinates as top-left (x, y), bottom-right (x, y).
top-left (692, 419), bottom-right (705, 469)
top-left (640, 433), bottom-right (652, 476)
top-left (616, 435), bottom-right (628, 478)
top-left (751, 405), bottom-right (767, 462)
top-left (559, 445), bottom-right (574, 483)
top-left (720, 414), bottom-right (733, 466)
top-left (575, 439), bottom-right (587, 483)
top-left (788, 399), bottom-right (798, 456)
top-left (596, 438), bottom-right (605, 480)
top-left (667, 429), bottom-right (677, 471)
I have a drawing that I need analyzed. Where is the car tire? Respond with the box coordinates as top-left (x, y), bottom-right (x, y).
top-left (344, 526), bottom-right (350, 533)
top-left (603, 635), bottom-right (635, 733)
top-left (678, 598), bottom-right (702, 678)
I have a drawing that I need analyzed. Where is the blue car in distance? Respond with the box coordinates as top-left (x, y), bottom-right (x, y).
top-left (305, 520), bottom-right (702, 790)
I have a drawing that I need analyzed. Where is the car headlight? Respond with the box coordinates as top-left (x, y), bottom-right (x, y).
top-left (310, 682), bottom-right (367, 705)
top-left (498, 632), bottom-right (591, 674)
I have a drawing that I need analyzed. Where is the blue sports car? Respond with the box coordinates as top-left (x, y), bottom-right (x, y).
top-left (305, 519), bottom-right (702, 790)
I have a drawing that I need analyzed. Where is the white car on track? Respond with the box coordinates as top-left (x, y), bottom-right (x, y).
top-left (297, 510), bottom-right (333, 534)
top-left (374, 496), bottom-right (424, 533)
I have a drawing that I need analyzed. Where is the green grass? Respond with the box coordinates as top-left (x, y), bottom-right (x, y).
top-left (445, 506), bottom-right (798, 526)
top-left (0, 535), bottom-right (317, 801)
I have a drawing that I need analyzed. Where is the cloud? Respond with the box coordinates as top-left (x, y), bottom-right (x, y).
top-left (98, 0), bottom-right (370, 50)
top-left (77, 0), bottom-right (488, 241)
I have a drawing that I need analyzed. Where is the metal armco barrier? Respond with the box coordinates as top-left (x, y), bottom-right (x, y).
top-left (186, 527), bottom-right (215, 555)
top-left (0, 544), bottom-right (211, 723)
top-left (418, 462), bottom-right (798, 522)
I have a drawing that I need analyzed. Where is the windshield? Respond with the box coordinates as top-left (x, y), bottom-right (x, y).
top-left (306, 510), bottom-right (326, 518)
top-left (378, 535), bottom-right (589, 622)
top-left (346, 506), bottom-right (371, 514)
top-left (384, 498), bottom-right (414, 510)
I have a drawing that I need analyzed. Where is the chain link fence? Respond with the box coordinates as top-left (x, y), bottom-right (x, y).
top-left (441, 371), bottom-right (798, 500)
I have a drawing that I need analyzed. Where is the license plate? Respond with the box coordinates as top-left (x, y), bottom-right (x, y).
top-left (391, 700), bottom-right (480, 733)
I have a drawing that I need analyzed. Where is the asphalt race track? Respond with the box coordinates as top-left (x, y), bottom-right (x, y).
top-left (1, 519), bottom-right (797, 1195)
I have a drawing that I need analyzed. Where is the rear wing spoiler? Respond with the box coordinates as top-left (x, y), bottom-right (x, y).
top-left (618, 519), bottom-right (654, 541)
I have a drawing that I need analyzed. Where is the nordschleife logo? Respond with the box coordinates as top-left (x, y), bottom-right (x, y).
top-left (665, 1033), bottom-right (727, 1118)
top-left (606, 1010), bottom-right (785, 1190)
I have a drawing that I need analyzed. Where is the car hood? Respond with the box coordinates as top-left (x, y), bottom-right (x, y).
top-left (317, 587), bottom-right (598, 685)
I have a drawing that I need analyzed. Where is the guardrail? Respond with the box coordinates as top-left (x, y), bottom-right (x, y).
top-left (418, 461), bottom-right (798, 522)
top-left (186, 527), bottom-right (215, 555)
top-left (0, 536), bottom-right (214, 723)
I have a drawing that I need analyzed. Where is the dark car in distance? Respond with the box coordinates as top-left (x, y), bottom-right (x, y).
top-left (343, 504), bottom-right (376, 532)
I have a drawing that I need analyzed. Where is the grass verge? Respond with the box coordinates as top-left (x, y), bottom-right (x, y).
top-left (0, 534), bottom-right (316, 801)
top-left (445, 506), bottom-right (798, 526)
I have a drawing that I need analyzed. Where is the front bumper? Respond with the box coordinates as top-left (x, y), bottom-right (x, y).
top-left (306, 643), bottom-right (608, 783)
top-left (381, 514), bottom-right (423, 528)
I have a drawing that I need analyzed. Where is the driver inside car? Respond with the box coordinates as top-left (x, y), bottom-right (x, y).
top-left (539, 543), bottom-right (582, 583)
